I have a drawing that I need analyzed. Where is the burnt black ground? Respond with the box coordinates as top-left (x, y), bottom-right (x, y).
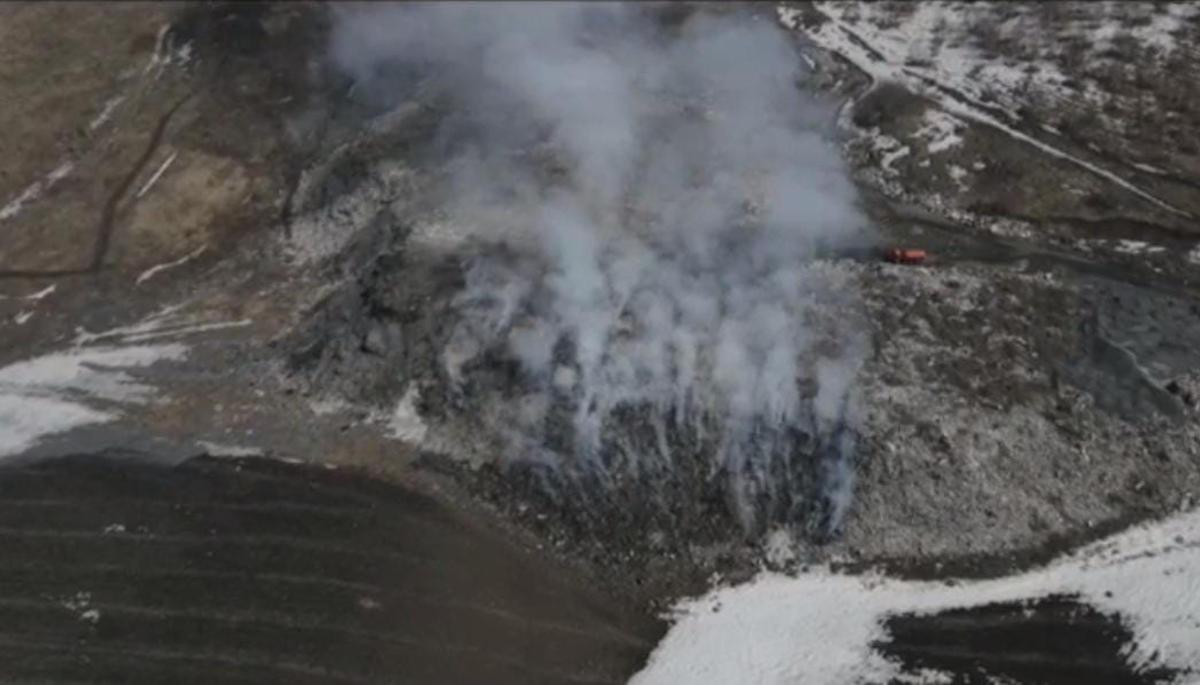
top-left (873, 595), bottom-right (1180, 685)
top-left (0, 453), bottom-right (662, 685)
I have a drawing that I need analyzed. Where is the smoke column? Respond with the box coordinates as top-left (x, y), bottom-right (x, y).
top-left (331, 3), bottom-right (872, 536)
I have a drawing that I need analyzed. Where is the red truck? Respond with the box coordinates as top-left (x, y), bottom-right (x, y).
top-left (884, 248), bottom-right (928, 265)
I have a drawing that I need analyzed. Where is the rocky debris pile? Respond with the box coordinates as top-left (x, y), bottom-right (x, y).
top-left (271, 2), bottom-right (1200, 587)
top-left (845, 258), bottom-right (1200, 567)
top-left (280, 3), bottom-right (887, 565)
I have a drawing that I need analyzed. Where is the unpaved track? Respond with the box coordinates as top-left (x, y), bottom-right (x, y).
top-left (0, 454), bottom-right (662, 685)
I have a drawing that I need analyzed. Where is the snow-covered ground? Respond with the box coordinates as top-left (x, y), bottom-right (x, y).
top-left (73, 302), bottom-right (250, 346)
top-left (0, 303), bottom-right (251, 458)
top-left (0, 343), bottom-right (187, 457)
top-left (780, 2), bottom-right (1196, 122)
top-left (632, 507), bottom-right (1200, 684)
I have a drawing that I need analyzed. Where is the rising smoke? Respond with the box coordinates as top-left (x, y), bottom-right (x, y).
top-left (330, 3), bottom-right (872, 537)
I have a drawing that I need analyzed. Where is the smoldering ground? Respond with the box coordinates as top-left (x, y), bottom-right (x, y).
top-left (321, 3), bottom-right (874, 540)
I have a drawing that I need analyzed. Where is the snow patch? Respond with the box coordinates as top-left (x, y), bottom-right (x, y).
top-left (880, 145), bottom-right (911, 173)
top-left (0, 161), bottom-right (75, 223)
top-left (23, 284), bottom-right (57, 302)
top-left (144, 24), bottom-right (171, 74)
top-left (776, 6), bottom-right (801, 31)
top-left (309, 397), bottom-right (352, 417)
top-left (60, 591), bottom-right (92, 613)
top-left (632, 507), bottom-right (1200, 684)
top-left (915, 109), bottom-right (964, 154)
top-left (74, 303), bottom-right (250, 346)
top-left (0, 395), bottom-right (113, 458)
top-left (173, 42), bottom-right (194, 68)
top-left (0, 345), bottom-right (187, 404)
top-left (947, 164), bottom-right (969, 190)
top-left (1113, 239), bottom-right (1167, 256)
top-left (1128, 4), bottom-right (1197, 57)
top-left (60, 592), bottom-right (101, 624)
top-left (145, 25), bottom-right (195, 79)
top-left (196, 440), bottom-right (265, 458)
top-left (136, 151), bottom-right (178, 199)
top-left (0, 304), bottom-right (222, 456)
top-left (864, 131), bottom-right (909, 174)
top-left (135, 245), bottom-right (206, 285)
top-left (9, 284), bottom-right (57, 325)
top-left (89, 95), bottom-right (126, 131)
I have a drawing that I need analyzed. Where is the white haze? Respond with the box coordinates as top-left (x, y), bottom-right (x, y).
top-left (331, 3), bottom-right (872, 534)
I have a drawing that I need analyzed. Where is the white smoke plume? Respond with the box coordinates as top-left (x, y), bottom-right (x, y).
top-left (330, 3), bottom-right (872, 536)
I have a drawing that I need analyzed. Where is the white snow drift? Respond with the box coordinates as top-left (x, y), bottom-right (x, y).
top-left (0, 344), bottom-right (186, 457)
